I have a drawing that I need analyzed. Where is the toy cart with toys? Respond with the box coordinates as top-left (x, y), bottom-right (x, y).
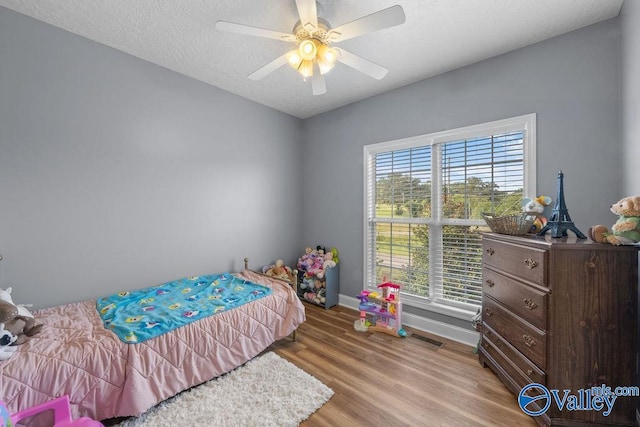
top-left (354, 280), bottom-right (406, 337)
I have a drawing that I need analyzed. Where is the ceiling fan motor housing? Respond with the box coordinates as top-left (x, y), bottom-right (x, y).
top-left (292, 17), bottom-right (333, 44)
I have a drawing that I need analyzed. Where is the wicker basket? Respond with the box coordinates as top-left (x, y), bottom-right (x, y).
top-left (481, 212), bottom-right (537, 235)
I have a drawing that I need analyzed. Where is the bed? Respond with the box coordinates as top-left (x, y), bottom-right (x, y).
top-left (0, 260), bottom-right (305, 424)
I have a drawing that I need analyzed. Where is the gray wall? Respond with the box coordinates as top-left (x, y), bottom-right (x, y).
top-left (0, 6), bottom-right (630, 327)
top-left (621, 0), bottom-right (640, 195)
top-left (0, 7), bottom-right (303, 308)
top-left (302, 19), bottom-right (621, 327)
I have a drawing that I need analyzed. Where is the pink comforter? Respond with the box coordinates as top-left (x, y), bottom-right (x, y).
top-left (0, 270), bottom-right (305, 422)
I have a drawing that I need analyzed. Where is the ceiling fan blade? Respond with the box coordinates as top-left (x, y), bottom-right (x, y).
top-left (336, 49), bottom-right (388, 80)
top-left (216, 21), bottom-right (296, 42)
top-left (248, 53), bottom-right (289, 80)
top-left (328, 5), bottom-right (406, 42)
top-left (295, 0), bottom-right (318, 30)
top-left (311, 63), bottom-right (326, 95)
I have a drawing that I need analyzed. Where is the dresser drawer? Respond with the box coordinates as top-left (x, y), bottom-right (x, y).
top-left (483, 268), bottom-right (547, 330)
top-left (483, 296), bottom-right (546, 370)
top-left (482, 324), bottom-right (546, 386)
top-left (482, 238), bottom-right (547, 286)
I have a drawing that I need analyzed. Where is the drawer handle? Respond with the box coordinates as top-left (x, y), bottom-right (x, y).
top-left (485, 279), bottom-right (495, 288)
top-left (523, 258), bottom-right (538, 269)
top-left (486, 248), bottom-right (495, 256)
top-left (523, 298), bottom-right (538, 310)
top-left (484, 308), bottom-right (494, 317)
top-left (523, 335), bottom-right (536, 347)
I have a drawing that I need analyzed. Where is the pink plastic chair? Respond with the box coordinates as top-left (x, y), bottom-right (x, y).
top-left (4, 395), bottom-right (103, 426)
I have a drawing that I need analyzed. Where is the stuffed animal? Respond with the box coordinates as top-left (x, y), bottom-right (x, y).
top-left (0, 287), bottom-right (43, 345)
top-left (299, 276), bottom-right (314, 290)
top-left (322, 251), bottom-right (336, 269)
top-left (0, 323), bottom-right (18, 361)
top-left (317, 252), bottom-right (336, 279)
top-left (313, 281), bottom-right (326, 305)
top-left (588, 196), bottom-right (640, 245)
top-left (306, 254), bottom-right (324, 277)
top-left (330, 247), bottom-right (339, 264)
top-left (264, 259), bottom-right (294, 282)
top-left (296, 247), bottom-right (313, 271)
top-left (522, 196), bottom-right (551, 233)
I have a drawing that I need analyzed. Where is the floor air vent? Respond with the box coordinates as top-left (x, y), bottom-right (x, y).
top-left (411, 333), bottom-right (443, 349)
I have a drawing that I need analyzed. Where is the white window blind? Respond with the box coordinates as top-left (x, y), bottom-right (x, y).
top-left (364, 114), bottom-right (536, 319)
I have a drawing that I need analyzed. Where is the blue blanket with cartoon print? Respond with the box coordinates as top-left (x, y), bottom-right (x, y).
top-left (96, 273), bottom-right (271, 343)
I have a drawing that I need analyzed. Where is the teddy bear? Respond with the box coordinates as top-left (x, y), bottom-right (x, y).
top-left (264, 259), bottom-right (294, 282)
top-left (588, 196), bottom-right (640, 245)
top-left (0, 287), bottom-right (43, 345)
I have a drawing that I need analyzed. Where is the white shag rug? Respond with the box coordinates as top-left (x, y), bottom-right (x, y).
top-left (115, 352), bottom-right (333, 427)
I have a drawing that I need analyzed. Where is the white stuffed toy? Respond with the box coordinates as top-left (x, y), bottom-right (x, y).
top-left (522, 196), bottom-right (552, 233)
top-left (0, 323), bottom-right (18, 361)
top-left (0, 287), bottom-right (34, 318)
top-left (0, 287), bottom-right (42, 345)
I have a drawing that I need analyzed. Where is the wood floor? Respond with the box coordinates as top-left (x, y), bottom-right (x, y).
top-left (268, 302), bottom-right (537, 427)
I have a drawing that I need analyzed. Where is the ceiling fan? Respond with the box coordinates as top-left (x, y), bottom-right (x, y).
top-left (215, 0), bottom-right (406, 95)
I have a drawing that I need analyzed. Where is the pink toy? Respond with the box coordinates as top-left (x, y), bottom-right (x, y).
top-left (2, 395), bottom-right (103, 426)
top-left (354, 280), bottom-right (407, 337)
top-left (306, 255), bottom-right (324, 277)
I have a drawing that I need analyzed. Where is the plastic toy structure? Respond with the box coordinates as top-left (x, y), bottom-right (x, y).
top-left (354, 280), bottom-right (407, 337)
top-left (0, 395), bottom-right (103, 427)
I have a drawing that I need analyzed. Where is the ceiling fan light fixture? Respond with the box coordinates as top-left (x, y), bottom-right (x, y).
top-left (286, 49), bottom-right (303, 69)
top-left (316, 44), bottom-right (337, 74)
top-left (217, 1), bottom-right (406, 94)
top-left (299, 59), bottom-right (314, 78)
top-left (292, 38), bottom-right (335, 78)
top-left (298, 39), bottom-right (319, 61)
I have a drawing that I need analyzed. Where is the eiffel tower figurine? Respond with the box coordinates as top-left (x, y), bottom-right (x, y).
top-left (537, 171), bottom-right (586, 239)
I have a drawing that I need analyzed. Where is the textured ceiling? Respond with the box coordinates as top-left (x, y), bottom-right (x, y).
top-left (0, 0), bottom-right (624, 118)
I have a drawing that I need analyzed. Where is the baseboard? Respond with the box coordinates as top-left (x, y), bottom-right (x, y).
top-left (339, 294), bottom-right (480, 348)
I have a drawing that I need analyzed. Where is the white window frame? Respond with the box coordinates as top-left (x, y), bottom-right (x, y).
top-left (363, 114), bottom-right (536, 320)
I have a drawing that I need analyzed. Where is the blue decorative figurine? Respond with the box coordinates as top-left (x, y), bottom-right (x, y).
top-left (537, 171), bottom-right (586, 238)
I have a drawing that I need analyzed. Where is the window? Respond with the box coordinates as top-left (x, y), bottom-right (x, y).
top-left (364, 114), bottom-right (536, 319)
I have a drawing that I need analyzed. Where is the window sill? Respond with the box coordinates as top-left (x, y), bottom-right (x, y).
top-left (402, 294), bottom-right (478, 321)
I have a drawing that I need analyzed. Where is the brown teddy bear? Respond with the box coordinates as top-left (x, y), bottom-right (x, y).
top-left (588, 196), bottom-right (640, 245)
top-left (264, 259), bottom-right (294, 283)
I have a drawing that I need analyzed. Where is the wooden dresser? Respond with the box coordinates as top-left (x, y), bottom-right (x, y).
top-left (478, 232), bottom-right (638, 426)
